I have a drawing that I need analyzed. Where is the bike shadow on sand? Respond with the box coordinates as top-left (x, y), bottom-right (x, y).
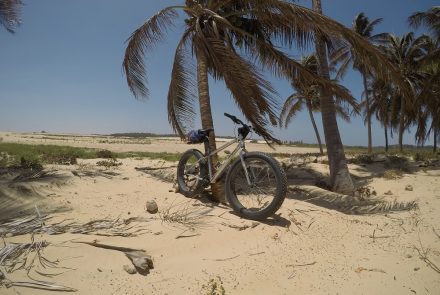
top-left (192, 191), bottom-right (292, 229)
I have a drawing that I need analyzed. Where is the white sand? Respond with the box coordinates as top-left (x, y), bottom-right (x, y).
top-left (0, 132), bottom-right (439, 294)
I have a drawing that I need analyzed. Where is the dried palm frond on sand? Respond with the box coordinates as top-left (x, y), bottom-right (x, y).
top-left (0, 214), bottom-right (151, 237)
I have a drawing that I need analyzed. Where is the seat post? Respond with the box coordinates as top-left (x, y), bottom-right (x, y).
top-left (203, 140), bottom-right (210, 156)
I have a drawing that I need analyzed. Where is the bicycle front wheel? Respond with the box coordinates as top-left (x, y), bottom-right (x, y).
top-left (225, 152), bottom-right (287, 220)
top-left (177, 149), bottom-right (208, 197)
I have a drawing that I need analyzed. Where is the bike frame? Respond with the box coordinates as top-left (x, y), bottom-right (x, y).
top-left (201, 134), bottom-right (251, 185)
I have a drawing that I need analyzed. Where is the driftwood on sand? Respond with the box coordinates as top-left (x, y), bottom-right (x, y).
top-left (74, 241), bottom-right (154, 275)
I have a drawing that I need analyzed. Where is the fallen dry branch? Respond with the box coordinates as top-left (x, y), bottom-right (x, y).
top-left (214, 255), bottom-right (240, 261)
top-left (71, 170), bottom-right (115, 179)
top-left (72, 241), bottom-right (144, 253)
top-left (287, 210), bottom-right (304, 232)
top-left (248, 251), bottom-right (265, 256)
top-left (414, 235), bottom-right (440, 274)
top-left (368, 228), bottom-right (393, 242)
top-left (355, 267), bottom-right (386, 274)
top-left (433, 228), bottom-right (440, 240)
top-left (220, 222), bottom-right (259, 231)
top-left (286, 261), bottom-right (317, 267)
top-left (74, 241), bottom-right (154, 275)
top-left (175, 233), bottom-right (200, 239)
top-left (135, 166), bottom-right (177, 171)
top-left (8, 281), bottom-right (77, 292)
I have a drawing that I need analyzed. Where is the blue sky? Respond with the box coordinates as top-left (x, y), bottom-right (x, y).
top-left (0, 0), bottom-right (437, 146)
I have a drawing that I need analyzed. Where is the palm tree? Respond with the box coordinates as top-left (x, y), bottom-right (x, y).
top-left (0, 0), bottom-right (22, 33)
top-left (311, 0), bottom-right (355, 194)
top-left (409, 6), bottom-right (440, 40)
top-left (123, 0), bottom-right (413, 196)
top-left (281, 54), bottom-right (357, 155)
top-left (409, 7), bottom-right (440, 152)
top-left (413, 37), bottom-right (440, 152)
top-left (379, 33), bottom-right (429, 152)
top-left (365, 78), bottom-right (396, 152)
top-left (331, 12), bottom-right (385, 154)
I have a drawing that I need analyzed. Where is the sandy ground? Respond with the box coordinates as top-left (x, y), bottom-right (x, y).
top-left (0, 131), bottom-right (322, 154)
top-left (0, 132), bottom-right (439, 294)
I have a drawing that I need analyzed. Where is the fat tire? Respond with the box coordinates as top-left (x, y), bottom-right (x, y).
top-left (225, 152), bottom-right (287, 220)
top-left (177, 149), bottom-right (208, 197)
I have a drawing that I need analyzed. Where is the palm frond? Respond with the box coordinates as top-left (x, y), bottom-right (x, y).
top-left (335, 104), bottom-right (351, 122)
top-left (283, 99), bottom-right (303, 128)
top-left (167, 30), bottom-right (197, 139)
top-left (408, 6), bottom-right (440, 39)
top-left (280, 93), bottom-right (303, 128)
top-left (284, 5), bottom-right (412, 97)
top-left (0, 0), bottom-right (22, 33)
top-left (123, 7), bottom-right (180, 99)
top-left (193, 33), bottom-right (279, 142)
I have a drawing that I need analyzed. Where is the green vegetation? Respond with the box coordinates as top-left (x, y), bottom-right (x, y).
top-left (0, 143), bottom-right (96, 166)
top-left (0, 143), bottom-right (182, 167)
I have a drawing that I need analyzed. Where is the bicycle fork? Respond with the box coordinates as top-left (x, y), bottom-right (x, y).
top-left (239, 150), bottom-right (252, 186)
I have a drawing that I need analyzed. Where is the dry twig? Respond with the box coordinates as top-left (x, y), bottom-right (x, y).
top-left (286, 261), bottom-right (317, 267)
top-left (214, 255), bottom-right (240, 261)
top-left (414, 234), bottom-right (440, 274)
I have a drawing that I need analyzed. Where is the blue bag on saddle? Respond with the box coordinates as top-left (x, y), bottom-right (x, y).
top-left (186, 130), bottom-right (205, 144)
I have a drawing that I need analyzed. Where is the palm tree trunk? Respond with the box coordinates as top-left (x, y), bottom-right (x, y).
top-left (362, 74), bottom-right (373, 154)
top-left (307, 100), bottom-right (324, 154)
top-left (196, 51), bottom-right (224, 202)
top-left (384, 124), bottom-right (389, 152)
top-left (312, 0), bottom-right (354, 195)
top-left (398, 97), bottom-right (405, 152)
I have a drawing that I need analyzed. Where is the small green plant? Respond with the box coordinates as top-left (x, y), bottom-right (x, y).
top-left (201, 276), bottom-right (226, 295)
top-left (43, 154), bottom-right (77, 165)
top-left (96, 158), bottom-right (122, 168)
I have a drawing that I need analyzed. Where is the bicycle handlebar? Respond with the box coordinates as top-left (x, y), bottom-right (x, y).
top-left (224, 113), bottom-right (257, 139)
top-left (224, 113), bottom-right (244, 125)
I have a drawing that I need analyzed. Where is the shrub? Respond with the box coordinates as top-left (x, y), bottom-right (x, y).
top-left (20, 157), bottom-right (43, 171)
top-left (385, 155), bottom-right (410, 172)
top-left (349, 154), bottom-right (374, 165)
top-left (96, 150), bottom-right (114, 159)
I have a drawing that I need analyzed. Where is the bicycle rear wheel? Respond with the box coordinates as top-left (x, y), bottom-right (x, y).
top-left (225, 152), bottom-right (287, 220)
top-left (177, 149), bottom-right (208, 197)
